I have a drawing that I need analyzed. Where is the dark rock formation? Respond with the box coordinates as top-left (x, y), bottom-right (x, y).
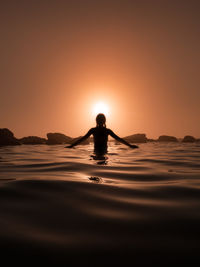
top-left (19, 136), bottom-right (47, 145)
top-left (147, 138), bottom-right (156, 142)
top-left (46, 133), bottom-right (72, 145)
top-left (182, 135), bottom-right (196, 142)
top-left (123, 134), bottom-right (148, 143)
top-left (0, 128), bottom-right (21, 146)
top-left (158, 135), bottom-right (178, 142)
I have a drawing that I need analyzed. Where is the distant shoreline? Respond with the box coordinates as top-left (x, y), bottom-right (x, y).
top-left (0, 128), bottom-right (200, 147)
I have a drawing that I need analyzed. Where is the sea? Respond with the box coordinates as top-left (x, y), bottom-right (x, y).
top-left (0, 142), bottom-right (200, 265)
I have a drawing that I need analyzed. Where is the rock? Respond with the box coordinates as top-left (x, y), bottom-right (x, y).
top-left (123, 133), bottom-right (148, 143)
top-left (182, 135), bottom-right (196, 142)
top-left (19, 136), bottom-right (47, 145)
top-left (0, 128), bottom-right (21, 146)
top-left (158, 135), bottom-right (178, 142)
top-left (147, 139), bottom-right (156, 142)
top-left (46, 133), bottom-right (73, 145)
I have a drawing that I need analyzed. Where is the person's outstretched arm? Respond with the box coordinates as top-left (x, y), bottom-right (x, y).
top-left (65, 129), bottom-right (93, 148)
top-left (108, 129), bottom-right (139, 148)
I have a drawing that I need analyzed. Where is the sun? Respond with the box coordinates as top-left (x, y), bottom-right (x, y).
top-left (92, 101), bottom-right (109, 116)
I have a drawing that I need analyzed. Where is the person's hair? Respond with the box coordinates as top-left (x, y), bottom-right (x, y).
top-left (96, 113), bottom-right (106, 127)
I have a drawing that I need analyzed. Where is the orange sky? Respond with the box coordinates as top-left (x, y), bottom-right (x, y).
top-left (0, 0), bottom-right (200, 139)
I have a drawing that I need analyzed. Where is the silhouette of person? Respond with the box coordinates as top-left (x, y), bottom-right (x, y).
top-left (66, 113), bottom-right (138, 155)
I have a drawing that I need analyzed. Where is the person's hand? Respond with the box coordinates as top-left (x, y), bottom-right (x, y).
top-left (129, 144), bottom-right (139, 149)
top-left (65, 144), bottom-right (74, 148)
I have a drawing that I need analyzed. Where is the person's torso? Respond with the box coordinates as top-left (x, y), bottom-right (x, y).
top-left (92, 127), bottom-right (109, 152)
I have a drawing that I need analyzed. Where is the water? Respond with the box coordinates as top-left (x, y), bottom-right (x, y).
top-left (0, 142), bottom-right (200, 265)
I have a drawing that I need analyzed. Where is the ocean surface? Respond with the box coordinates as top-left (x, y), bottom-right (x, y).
top-left (0, 142), bottom-right (200, 265)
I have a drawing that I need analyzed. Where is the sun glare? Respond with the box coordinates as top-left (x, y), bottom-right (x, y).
top-left (92, 101), bottom-right (109, 116)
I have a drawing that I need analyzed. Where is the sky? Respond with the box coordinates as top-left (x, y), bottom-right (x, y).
top-left (0, 0), bottom-right (200, 139)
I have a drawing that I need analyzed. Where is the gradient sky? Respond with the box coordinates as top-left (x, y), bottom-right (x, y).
top-left (1, 0), bottom-right (200, 139)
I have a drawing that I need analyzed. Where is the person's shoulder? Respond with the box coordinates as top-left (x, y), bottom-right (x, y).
top-left (106, 128), bottom-right (113, 134)
top-left (89, 127), bottom-right (95, 133)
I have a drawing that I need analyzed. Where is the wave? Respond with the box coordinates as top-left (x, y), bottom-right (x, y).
top-left (0, 143), bottom-right (200, 264)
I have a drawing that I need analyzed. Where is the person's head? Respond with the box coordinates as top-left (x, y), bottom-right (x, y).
top-left (96, 113), bottom-right (106, 127)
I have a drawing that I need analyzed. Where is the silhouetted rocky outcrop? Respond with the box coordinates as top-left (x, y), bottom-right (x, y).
top-left (147, 138), bottom-right (156, 142)
top-left (182, 135), bottom-right (196, 142)
top-left (2, 128), bottom-right (199, 147)
top-left (0, 128), bottom-right (21, 146)
top-left (123, 134), bottom-right (148, 143)
top-left (158, 135), bottom-right (178, 142)
top-left (19, 136), bottom-right (47, 145)
top-left (46, 133), bottom-right (73, 145)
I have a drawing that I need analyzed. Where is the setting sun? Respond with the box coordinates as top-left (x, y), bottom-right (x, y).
top-left (92, 101), bottom-right (109, 116)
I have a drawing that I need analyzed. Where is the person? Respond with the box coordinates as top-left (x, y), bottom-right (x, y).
top-left (66, 113), bottom-right (138, 155)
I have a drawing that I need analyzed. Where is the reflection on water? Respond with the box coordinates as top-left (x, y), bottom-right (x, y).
top-left (88, 176), bottom-right (102, 183)
top-left (0, 142), bottom-right (200, 185)
top-left (90, 154), bottom-right (108, 165)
